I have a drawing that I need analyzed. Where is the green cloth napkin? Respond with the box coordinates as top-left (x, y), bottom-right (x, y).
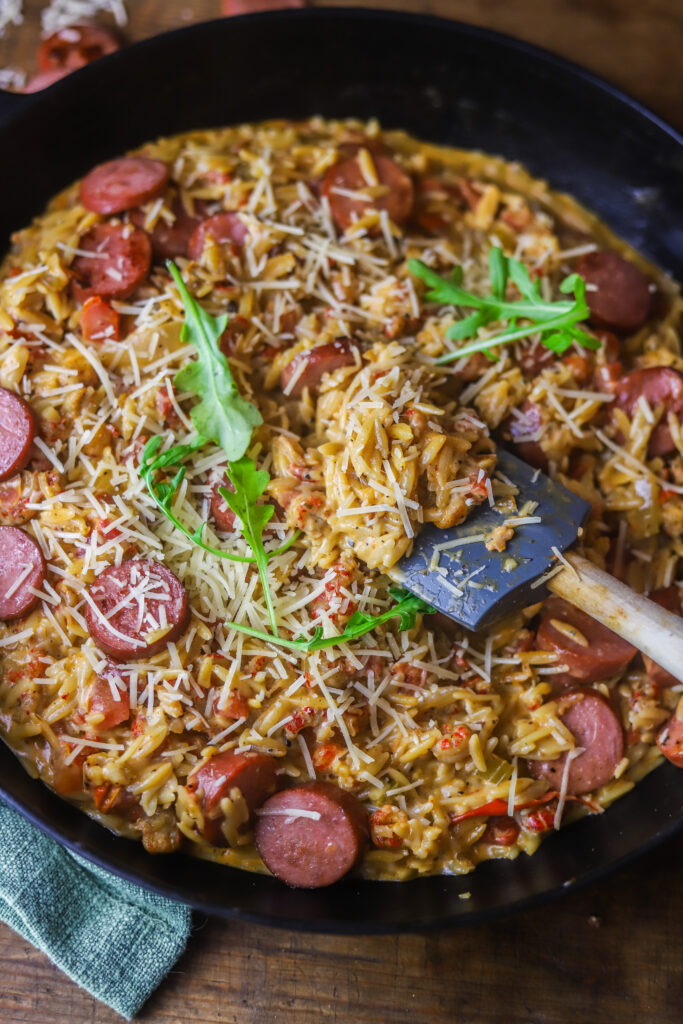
top-left (0, 799), bottom-right (192, 1020)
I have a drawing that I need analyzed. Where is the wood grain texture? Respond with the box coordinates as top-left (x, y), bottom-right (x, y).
top-left (0, 2), bottom-right (682, 1022)
top-left (2, 831), bottom-right (683, 1023)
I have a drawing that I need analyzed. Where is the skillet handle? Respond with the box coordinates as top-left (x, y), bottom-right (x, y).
top-left (548, 552), bottom-right (683, 682)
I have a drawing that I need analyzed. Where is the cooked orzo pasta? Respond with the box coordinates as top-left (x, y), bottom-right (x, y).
top-left (1, 117), bottom-right (682, 887)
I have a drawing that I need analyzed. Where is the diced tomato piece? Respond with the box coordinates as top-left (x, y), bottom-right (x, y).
top-left (80, 295), bottom-right (120, 342)
top-left (660, 489), bottom-right (678, 504)
top-left (92, 782), bottom-right (133, 814)
top-left (155, 385), bottom-right (181, 426)
top-left (217, 691), bottom-right (251, 721)
top-left (562, 353), bottom-right (591, 383)
top-left (482, 815), bottom-right (520, 846)
top-left (312, 561), bottom-right (357, 620)
top-left (467, 471), bottom-right (489, 500)
top-left (88, 676), bottom-right (130, 729)
top-left (312, 743), bottom-right (342, 770)
top-left (285, 706), bottom-right (317, 737)
top-left (93, 783), bottom-right (110, 810)
top-left (95, 516), bottom-right (122, 540)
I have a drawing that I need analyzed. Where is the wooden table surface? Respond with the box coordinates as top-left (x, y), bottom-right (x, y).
top-left (1, 2), bottom-right (682, 1022)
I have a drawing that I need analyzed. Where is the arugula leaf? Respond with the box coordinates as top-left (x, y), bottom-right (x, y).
top-left (140, 437), bottom-right (298, 569)
top-left (168, 261), bottom-right (262, 461)
top-left (220, 457), bottom-right (278, 634)
top-left (224, 587), bottom-right (434, 652)
top-left (488, 246), bottom-right (509, 302)
top-left (408, 251), bottom-right (598, 364)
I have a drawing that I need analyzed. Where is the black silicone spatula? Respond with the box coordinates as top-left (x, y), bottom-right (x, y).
top-left (393, 449), bottom-right (683, 681)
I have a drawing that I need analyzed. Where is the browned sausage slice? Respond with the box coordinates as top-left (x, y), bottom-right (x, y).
top-left (71, 224), bottom-right (152, 302)
top-left (84, 559), bottom-right (190, 661)
top-left (657, 701), bottom-right (683, 767)
top-left (210, 474), bottom-right (237, 532)
top-left (130, 196), bottom-right (208, 260)
top-left (188, 212), bottom-right (248, 261)
top-left (0, 388), bottom-right (37, 482)
top-left (322, 149), bottom-right (414, 233)
top-left (86, 675), bottom-right (131, 730)
top-left (23, 68), bottom-right (72, 92)
top-left (80, 157), bottom-right (169, 215)
top-left (0, 525), bottom-right (46, 620)
top-left (613, 366), bottom-right (683, 458)
top-left (643, 587), bottom-right (681, 687)
top-left (280, 339), bottom-right (357, 397)
top-left (188, 749), bottom-right (279, 845)
top-left (528, 689), bottom-right (624, 795)
top-left (576, 251), bottom-right (651, 333)
top-left (38, 23), bottom-right (120, 71)
top-left (536, 596), bottom-right (636, 682)
top-left (519, 340), bottom-right (555, 378)
top-left (254, 781), bottom-right (368, 888)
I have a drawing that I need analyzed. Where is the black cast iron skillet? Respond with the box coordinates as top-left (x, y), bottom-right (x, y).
top-left (0, 8), bottom-right (682, 933)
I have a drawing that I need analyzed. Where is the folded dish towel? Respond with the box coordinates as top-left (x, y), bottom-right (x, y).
top-left (0, 799), bottom-right (192, 1020)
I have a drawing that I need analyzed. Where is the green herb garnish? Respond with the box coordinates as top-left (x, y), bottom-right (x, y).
top-left (140, 437), bottom-right (298, 574)
top-left (142, 265), bottom-right (431, 652)
top-left (409, 248), bottom-right (598, 363)
top-left (220, 457), bottom-right (279, 634)
top-left (168, 261), bottom-right (262, 460)
top-left (141, 267), bottom-right (297, 632)
top-left (224, 586), bottom-right (434, 652)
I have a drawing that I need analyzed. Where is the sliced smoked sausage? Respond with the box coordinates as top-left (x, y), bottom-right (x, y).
top-left (188, 749), bottom-right (279, 845)
top-left (23, 68), bottom-right (71, 92)
top-left (188, 212), bottom-right (248, 261)
top-left (528, 688), bottom-right (624, 795)
top-left (576, 250), bottom-right (651, 333)
top-left (536, 596), bottom-right (636, 683)
top-left (519, 340), bottom-right (555, 378)
top-left (613, 366), bottom-right (683, 458)
top-left (0, 526), bottom-right (46, 620)
top-left (254, 781), bottom-right (368, 888)
top-left (643, 587), bottom-right (681, 688)
top-left (322, 148), bottom-right (414, 233)
top-left (38, 23), bottom-right (120, 72)
top-left (130, 196), bottom-right (208, 260)
top-left (657, 700), bottom-right (683, 767)
top-left (71, 224), bottom-right (152, 302)
top-left (80, 157), bottom-right (169, 215)
top-left (280, 338), bottom-right (357, 397)
top-left (84, 559), bottom-right (190, 660)
top-left (0, 388), bottom-right (37, 482)
top-left (210, 474), bottom-right (237, 532)
top-left (86, 675), bottom-right (130, 729)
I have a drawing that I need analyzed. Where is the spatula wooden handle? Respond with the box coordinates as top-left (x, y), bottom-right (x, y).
top-left (548, 552), bottom-right (683, 682)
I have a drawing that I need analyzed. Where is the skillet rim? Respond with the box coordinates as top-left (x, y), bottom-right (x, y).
top-left (0, 8), bottom-right (681, 146)
top-left (0, 6), bottom-right (682, 932)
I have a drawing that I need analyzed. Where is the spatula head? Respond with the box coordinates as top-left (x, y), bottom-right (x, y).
top-left (392, 450), bottom-right (591, 631)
